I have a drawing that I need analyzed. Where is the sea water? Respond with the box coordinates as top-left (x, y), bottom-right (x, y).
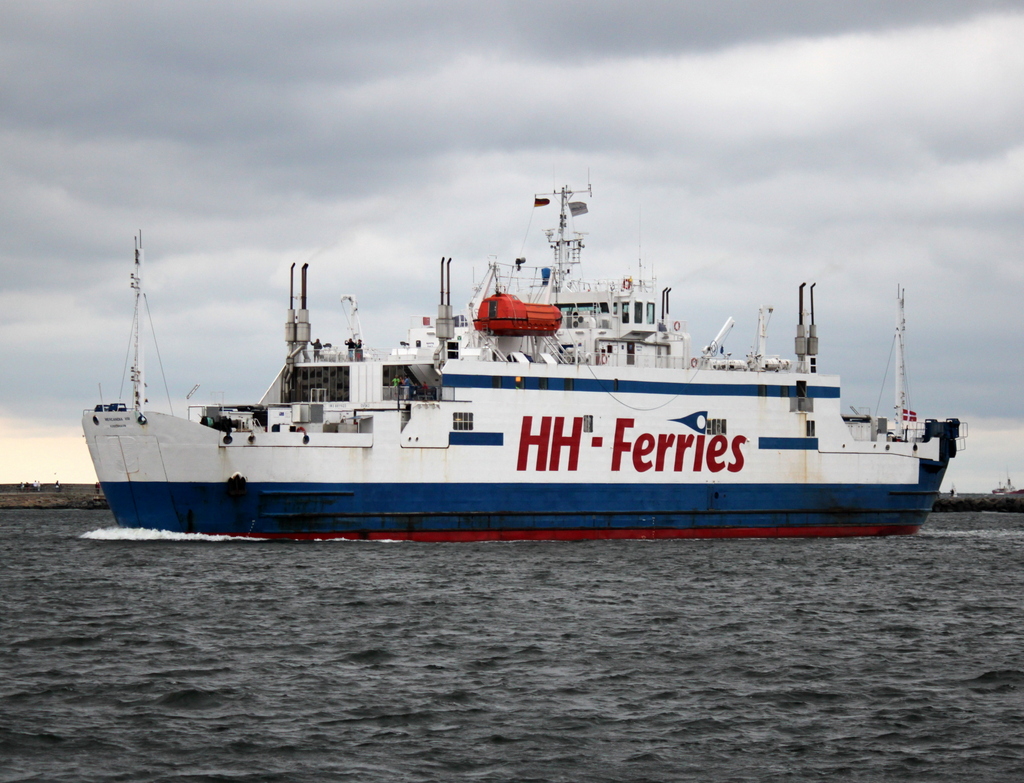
top-left (2, 509), bottom-right (1023, 782)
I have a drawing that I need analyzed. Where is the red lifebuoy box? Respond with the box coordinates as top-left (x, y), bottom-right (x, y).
top-left (474, 293), bottom-right (563, 336)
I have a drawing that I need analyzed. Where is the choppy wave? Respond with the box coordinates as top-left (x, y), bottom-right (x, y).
top-left (3, 509), bottom-right (1023, 783)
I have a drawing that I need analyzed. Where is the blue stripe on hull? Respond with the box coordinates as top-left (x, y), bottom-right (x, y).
top-left (101, 464), bottom-right (947, 538)
top-left (443, 374), bottom-right (842, 398)
top-left (759, 437), bottom-right (819, 450)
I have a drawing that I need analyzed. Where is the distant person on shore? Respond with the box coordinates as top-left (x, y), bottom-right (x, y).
top-left (55, 480), bottom-right (61, 492)
top-left (33, 480), bottom-right (40, 492)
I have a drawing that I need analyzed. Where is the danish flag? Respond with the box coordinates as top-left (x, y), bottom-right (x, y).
top-left (902, 408), bottom-right (917, 422)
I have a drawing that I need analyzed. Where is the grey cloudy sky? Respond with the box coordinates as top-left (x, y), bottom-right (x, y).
top-left (1, 1), bottom-right (1022, 490)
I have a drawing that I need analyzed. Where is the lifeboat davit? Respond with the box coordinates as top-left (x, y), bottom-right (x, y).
top-left (474, 293), bottom-right (562, 336)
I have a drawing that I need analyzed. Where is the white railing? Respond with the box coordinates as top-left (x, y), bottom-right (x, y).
top-left (381, 386), bottom-right (453, 402)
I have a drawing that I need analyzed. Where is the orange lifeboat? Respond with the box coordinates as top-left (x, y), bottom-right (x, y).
top-left (474, 293), bottom-right (562, 336)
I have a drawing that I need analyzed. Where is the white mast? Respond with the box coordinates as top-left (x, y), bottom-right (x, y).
top-left (751, 305), bottom-right (773, 370)
top-left (894, 286), bottom-right (906, 440)
top-left (541, 184), bottom-right (590, 299)
top-left (131, 234), bottom-right (145, 414)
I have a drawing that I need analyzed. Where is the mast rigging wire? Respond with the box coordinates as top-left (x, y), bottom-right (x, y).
top-left (144, 294), bottom-right (174, 416)
top-left (874, 333), bottom-right (896, 418)
top-left (118, 311), bottom-right (137, 404)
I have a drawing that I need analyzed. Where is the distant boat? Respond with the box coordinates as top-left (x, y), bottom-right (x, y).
top-left (992, 474), bottom-right (1023, 495)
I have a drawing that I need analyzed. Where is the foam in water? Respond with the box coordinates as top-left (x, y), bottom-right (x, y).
top-left (79, 528), bottom-right (407, 543)
top-left (80, 527), bottom-right (265, 542)
top-left (921, 529), bottom-right (1024, 539)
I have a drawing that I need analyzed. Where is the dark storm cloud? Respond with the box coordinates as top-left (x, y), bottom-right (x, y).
top-left (4, 1), bottom-right (1018, 148)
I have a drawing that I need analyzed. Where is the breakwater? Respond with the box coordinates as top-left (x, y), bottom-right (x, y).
top-left (933, 494), bottom-right (1024, 513)
top-left (0, 484), bottom-right (108, 510)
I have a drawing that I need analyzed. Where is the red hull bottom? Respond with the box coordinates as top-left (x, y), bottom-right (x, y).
top-left (219, 524), bottom-right (921, 541)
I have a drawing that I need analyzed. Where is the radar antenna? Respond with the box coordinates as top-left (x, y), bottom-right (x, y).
top-left (540, 184), bottom-right (591, 297)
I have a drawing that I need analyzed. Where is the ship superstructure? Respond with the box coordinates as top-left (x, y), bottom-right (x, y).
top-left (84, 188), bottom-right (963, 539)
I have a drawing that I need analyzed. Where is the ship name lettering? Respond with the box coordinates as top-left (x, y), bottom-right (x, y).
top-left (517, 415), bottom-right (747, 473)
top-left (517, 416), bottom-right (583, 471)
top-left (610, 418), bottom-right (746, 474)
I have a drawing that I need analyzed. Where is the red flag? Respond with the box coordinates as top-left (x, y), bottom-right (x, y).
top-left (902, 408), bottom-right (917, 422)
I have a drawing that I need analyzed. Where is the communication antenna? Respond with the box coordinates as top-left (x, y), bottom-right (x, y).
top-left (541, 184), bottom-right (591, 296)
top-left (894, 286), bottom-right (909, 440)
top-left (130, 233), bottom-right (145, 414)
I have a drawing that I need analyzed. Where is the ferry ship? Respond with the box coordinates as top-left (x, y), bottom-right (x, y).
top-left (83, 187), bottom-right (963, 540)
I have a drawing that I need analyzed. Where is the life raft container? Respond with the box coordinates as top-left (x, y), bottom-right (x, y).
top-left (474, 293), bottom-right (563, 336)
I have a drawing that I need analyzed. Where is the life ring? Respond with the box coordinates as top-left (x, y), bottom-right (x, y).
top-left (673, 320), bottom-right (681, 332)
top-left (596, 353), bottom-right (607, 365)
top-left (622, 278), bottom-right (632, 290)
top-left (690, 358), bottom-right (698, 368)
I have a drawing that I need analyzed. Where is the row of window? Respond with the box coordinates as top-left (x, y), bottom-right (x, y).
top-left (453, 413), bottom-right (595, 432)
top-left (757, 380), bottom-right (808, 398)
top-left (555, 301), bottom-right (659, 325)
top-left (493, 376), bottom-right (576, 391)
top-left (487, 376), bottom-right (809, 397)
top-left (619, 301), bottom-right (657, 325)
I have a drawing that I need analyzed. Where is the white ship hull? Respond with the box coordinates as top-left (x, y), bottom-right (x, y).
top-left (84, 362), bottom-right (959, 540)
